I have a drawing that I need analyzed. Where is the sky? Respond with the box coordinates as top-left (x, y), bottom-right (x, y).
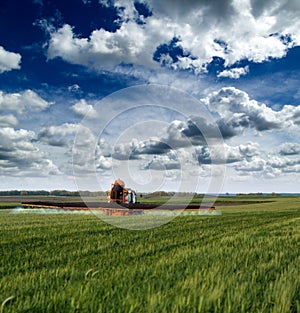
top-left (0, 0), bottom-right (299, 194)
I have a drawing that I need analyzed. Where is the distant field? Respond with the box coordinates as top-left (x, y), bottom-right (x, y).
top-left (0, 196), bottom-right (300, 312)
top-left (0, 194), bottom-right (296, 209)
top-left (0, 195), bottom-right (86, 206)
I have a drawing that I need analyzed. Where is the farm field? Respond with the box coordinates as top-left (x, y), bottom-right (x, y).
top-left (0, 193), bottom-right (287, 208)
top-left (0, 196), bottom-right (300, 312)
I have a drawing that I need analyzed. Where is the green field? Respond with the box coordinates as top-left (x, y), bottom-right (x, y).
top-left (1, 196), bottom-right (300, 312)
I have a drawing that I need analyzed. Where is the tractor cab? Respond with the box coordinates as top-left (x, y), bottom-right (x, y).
top-left (108, 179), bottom-right (137, 204)
top-left (125, 188), bottom-right (137, 204)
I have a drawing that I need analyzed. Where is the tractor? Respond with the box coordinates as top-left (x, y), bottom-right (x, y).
top-left (108, 179), bottom-right (137, 204)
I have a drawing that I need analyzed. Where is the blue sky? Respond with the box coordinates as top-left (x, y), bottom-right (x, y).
top-left (0, 0), bottom-right (299, 193)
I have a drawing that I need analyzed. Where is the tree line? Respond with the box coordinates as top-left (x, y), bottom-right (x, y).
top-left (0, 190), bottom-right (107, 196)
top-left (0, 190), bottom-right (203, 197)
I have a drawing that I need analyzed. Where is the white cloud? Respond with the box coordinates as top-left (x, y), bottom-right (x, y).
top-left (217, 66), bottom-right (249, 79)
top-left (141, 150), bottom-right (181, 171)
top-left (38, 122), bottom-right (104, 175)
top-left (234, 153), bottom-right (300, 178)
top-left (235, 156), bottom-right (266, 173)
top-left (47, 22), bottom-right (154, 70)
top-left (68, 84), bottom-right (80, 92)
top-left (267, 155), bottom-right (300, 169)
top-left (97, 138), bottom-right (112, 157)
top-left (203, 87), bottom-right (300, 133)
top-left (0, 114), bottom-right (18, 127)
top-left (71, 99), bottom-right (98, 118)
top-left (38, 123), bottom-right (80, 146)
top-left (0, 127), bottom-right (60, 176)
top-left (97, 155), bottom-right (112, 170)
top-left (195, 142), bottom-right (259, 165)
top-left (112, 140), bottom-right (139, 160)
top-left (0, 46), bottom-right (21, 73)
top-left (0, 89), bottom-right (51, 113)
top-left (73, 128), bottom-right (114, 174)
top-left (46, 0), bottom-right (300, 75)
top-left (279, 142), bottom-right (300, 156)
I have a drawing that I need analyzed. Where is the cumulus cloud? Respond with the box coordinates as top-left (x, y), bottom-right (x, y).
top-left (111, 137), bottom-right (170, 160)
top-left (0, 114), bottom-right (18, 127)
top-left (162, 120), bottom-right (192, 148)
top-left (39, 86), bottom-right (300, 181)
top-left (293, 109), bottom-right (300, 125)
top-left (146, 101), bottom-right (292, 146)
top-left (180, 116), bottom-right (226, 143)
top-left (234, 154), bottom-right (300, 178)
top-left (114, 117), bottom-right (225, 157)
top-left (0, 89), bottom-right (51, 113)
top-left (38, 123), bottom-right (80, 146)
top-left (109, 114), bottom-right (224, 163)
top-left (112, 140), bottom-right (138, 160)
top-left (46, 0), bottom-right (300, 75)
top-left (0, 127), bottom-right (60, 176)
top-left (267, 155), bottom-right (300, 169)
top-left (47, 22), bottom-right (154, 70)
top-left (37, 122), bottom-right (110, 176)
top-left (195, 142), bottom-right (259, 165)
top-left (141, 151), bottom-right (181, 171)
top-left (234, 156), bottom-right (266, 173)
top-left (217, 66), bottom-right (249, 79)
top-left (186, 136), bottom-right (298, 178)
top-left (0, 46), bottom-right (21, 73)
top-left (97, 155), bottom-right (112, 170)
top-left (279, 142), bottom-right (300, 156)
top-left (203, 87), bottom-right (300, 135)
top-left (74, 86), bottom-right (299, 179)
top-left (47, 123), bottom-right (113, 174)
top-left (97, 138), bottom-right (112, 157)
top-left (68, 84), bottom-right (80, 92)
top-left (73, 128), bottom-right (114, 174)
top-left (110, 118), bottom-right (208, 162)
top-left (71, 99), bottom-right (98, 118)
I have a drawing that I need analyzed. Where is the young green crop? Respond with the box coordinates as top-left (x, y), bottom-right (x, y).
top-left (0, 199), bottom-right (299, 313)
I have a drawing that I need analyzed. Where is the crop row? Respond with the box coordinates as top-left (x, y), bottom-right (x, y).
top-left (0, 207), bottom-right (300, 313)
